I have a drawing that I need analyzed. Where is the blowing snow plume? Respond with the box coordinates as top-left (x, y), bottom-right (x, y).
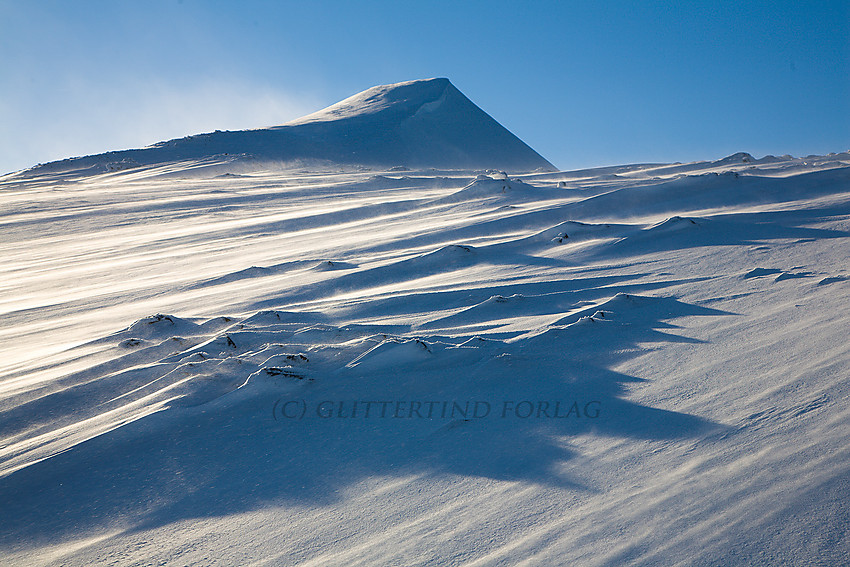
top-left (15, 78), bottom-right (556, 176)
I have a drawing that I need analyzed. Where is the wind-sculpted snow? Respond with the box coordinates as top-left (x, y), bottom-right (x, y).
top-left (0, 292), bottom-right (725, 548)
top-left (1, 153), bottom-right (850, 565)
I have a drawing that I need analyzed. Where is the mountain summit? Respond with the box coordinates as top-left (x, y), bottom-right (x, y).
top-left (22, 78), bottom-right (555, 175)
top-left (276, 78), bottom-right (555, 171)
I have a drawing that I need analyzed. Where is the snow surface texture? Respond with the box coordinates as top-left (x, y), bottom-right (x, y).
top-left (2, 82), bottom-right (850, 565)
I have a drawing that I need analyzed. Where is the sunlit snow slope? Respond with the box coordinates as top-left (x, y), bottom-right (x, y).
top-left (1, 82), bottom-right (850, 565)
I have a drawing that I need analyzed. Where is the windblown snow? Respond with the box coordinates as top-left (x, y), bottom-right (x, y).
top-left (1, 79), bottom-right (850, 566)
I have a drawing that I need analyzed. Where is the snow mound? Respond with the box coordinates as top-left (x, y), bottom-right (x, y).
top-left (123, 314), bottom-right (199, 339)
top-left (312, 260), bottom-right (358, 271)
top-left (523, 220), bottom-right (619, 245)
top-left (743, 267), bottom-right (783, 279)
top-left (410, 244), bottom-right (478, 269)
top-left (741, 267), bottom-right (815, 283)
top-left (434, 175), bottom-right (537, 203)
top-left (346, 338), bottom-right (432, 371)
top-left (201, 265), bottom-right (275, 285)
top-left (482, 293), bottom-right (524, 305)
top-left (241, 366), bottom-right (310, 389)
top-left (774, 271), bottom-right (814, 282)
top-left (645, 216), bottom-right (702, 233)
top-left (817, 275), bottom-right (849, 286)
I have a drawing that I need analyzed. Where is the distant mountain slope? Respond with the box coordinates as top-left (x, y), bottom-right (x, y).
top-left (16, 78), bottom-right (556, 176)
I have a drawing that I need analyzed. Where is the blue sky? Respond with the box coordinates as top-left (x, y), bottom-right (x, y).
top-left (2, 0), bottom-right (848, 174)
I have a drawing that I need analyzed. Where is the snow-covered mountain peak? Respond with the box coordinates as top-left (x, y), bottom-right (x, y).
top-left (10, 78), bottom-right (555, 177)
top-left (285, 77), bottom-right (453, 125)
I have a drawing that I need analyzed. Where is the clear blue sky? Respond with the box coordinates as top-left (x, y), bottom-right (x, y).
top-left (2, 0), bottom-right (848, 174)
